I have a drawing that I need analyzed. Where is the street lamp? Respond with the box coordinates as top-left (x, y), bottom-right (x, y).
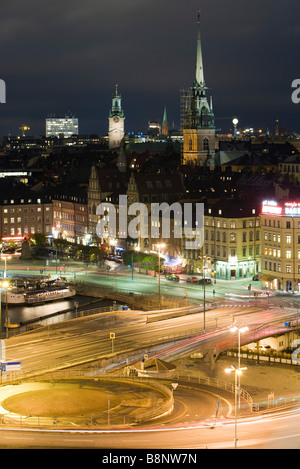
top-left (225, 364), bottom-right (247, 448)
top-left (1, 281), bottom-right (9, 338)
top-left (1, 255), bottom-right (11, 279)
top-left (230, 323), bottom-right (249, 411)
top-left (156, 243), bottom-right (165, 310)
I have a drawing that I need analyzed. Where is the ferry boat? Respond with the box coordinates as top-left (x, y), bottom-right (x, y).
top-left (1, 285), bottom-right (76, 305)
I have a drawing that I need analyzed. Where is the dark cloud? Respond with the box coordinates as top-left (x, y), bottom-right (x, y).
top-left (0, 0), bottom-right (299, 136)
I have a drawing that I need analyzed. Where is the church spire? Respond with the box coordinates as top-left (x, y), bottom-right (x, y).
top-left (195, 9), bottom-right (205, 87)
top-left (162, 106), bottom-right (168, 136)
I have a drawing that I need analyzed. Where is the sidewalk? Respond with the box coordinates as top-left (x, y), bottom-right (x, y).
top-left (174, 354), bottom-right (300, 408)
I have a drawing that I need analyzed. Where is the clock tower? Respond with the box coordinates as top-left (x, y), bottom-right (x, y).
top-left (108, 84), bottom-right (125, 150)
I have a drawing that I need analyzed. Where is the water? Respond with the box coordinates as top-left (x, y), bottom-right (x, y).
top-left (3, 295), bottom-right (116, 328)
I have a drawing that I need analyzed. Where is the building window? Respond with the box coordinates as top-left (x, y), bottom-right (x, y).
top-left (203, 137), bottom-right (209, 151)
top-left (286, 250), bottom-right (292, 259)
top-left (286, 265), bottom-right (292, 273)
top-left (286, 235), bottom-right (292, 244)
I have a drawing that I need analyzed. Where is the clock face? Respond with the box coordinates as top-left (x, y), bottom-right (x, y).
top-left (113, 116), bottom-right (119, 123)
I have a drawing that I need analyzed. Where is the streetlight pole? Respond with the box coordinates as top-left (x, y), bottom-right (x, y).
top-left (156, 243), bottom-right (165, 310)
top-left (1, 255), bottom-right (11, 279)
top-left (225, 365), bottom-right (247, 448)
top-left (230, 323), bottom-right (249, 412)
top-left (2, 281), bottom-right (9, 339)
top-left (0, 284), bottom-right (2, 340)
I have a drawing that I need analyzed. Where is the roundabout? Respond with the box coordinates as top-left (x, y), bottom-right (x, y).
top-left (0, 378), bottom-right (175, 428)
top-left (0, 376), bottom-right (231, 431)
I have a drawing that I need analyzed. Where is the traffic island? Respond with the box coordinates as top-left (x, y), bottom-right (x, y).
top-left (0, 377), bottom-right (174, 428)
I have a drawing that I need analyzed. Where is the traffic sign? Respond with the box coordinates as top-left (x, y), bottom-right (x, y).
top-left (1, 361), bottom-right (22, 372)
top-left (110, 332), bottom-right (115, 339)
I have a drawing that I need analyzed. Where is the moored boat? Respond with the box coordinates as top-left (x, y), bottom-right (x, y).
top-left (1, 285), bottom-right (76, 305)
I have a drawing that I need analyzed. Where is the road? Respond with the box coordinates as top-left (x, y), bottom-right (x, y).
top-left (0, 406), bottom-right (299, 449)
top-left (4, 296), bottom-right (298, 381)
top-left (2, 258), bottom-right (300, 449)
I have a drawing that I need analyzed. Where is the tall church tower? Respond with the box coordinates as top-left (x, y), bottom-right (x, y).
top-left (162, 106), bottom-right (168, 136)
top-left (108, 85), bottom-right (125, 150)
top-left (182, 11), bottom-right (215, 167)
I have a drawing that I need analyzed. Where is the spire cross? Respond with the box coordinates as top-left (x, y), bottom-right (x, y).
top-left (115, 84), bottom-right (118, 96)
top-left (197, 9), bottom-right (200, 23)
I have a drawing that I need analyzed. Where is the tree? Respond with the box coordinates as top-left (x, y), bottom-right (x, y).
top-left (31, 233), bottom-right (47, 246)
top-left (122, 250), bottom-right (162, 271)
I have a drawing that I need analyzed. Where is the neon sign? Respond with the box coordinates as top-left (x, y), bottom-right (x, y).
top-left (261, 200), bottom-right (282, 215)
top-left (284, 202), bottom-right (300, 216)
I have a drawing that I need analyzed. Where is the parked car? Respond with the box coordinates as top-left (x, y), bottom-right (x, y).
top-left (166, 274), bottom-right (180, 281)
top-left (252, 275), bottom-right (260, 281)
top-left (186, 277), bottom-right (198, 283)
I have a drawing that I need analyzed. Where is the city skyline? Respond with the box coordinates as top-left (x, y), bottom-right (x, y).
top-left (0, 0), bottom-right (299, 137)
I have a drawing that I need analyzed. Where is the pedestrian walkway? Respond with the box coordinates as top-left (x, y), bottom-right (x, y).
top-left (174, 355), bottom-right (300, 410)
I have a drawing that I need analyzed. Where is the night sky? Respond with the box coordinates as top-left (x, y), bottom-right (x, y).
top-left (0, 0), bottom-right (299, 137)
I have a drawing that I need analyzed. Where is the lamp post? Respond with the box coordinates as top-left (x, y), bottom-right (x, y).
top-left (0, 283), bottom-right (2, 339)
top-left (156, 243), bottom-right (165, 310)
top-left (2, 281), bottom-right (9, 339)
top-left (230, 323), bottom-right (249, 411)
top-left (1, 255), bottom-right (11, 279)
top-left (225, 365), bottom-right (247, 448)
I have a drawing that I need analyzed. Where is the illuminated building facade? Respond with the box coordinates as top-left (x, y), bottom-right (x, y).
top-left (46, 114), bottom-right (79, 138)
top-left (0, 193), bottom-right (52, 244)
top-left (52, 191), bottom-right (88, 244)
top-left (182, 200), bottom-right (260, 278)
top-left (260, 200), bottom-right (300, 291)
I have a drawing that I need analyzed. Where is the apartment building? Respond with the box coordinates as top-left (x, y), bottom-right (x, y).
top-left (182, 199), bottom-right (261, 278)
top-left (260, 199), bottom-right (300, 291)
top-left (0, 183), bottom-right (53, 244)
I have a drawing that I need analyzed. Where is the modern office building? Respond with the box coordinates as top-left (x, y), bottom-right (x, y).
top-left (46, 114), bottom-right (79, 138)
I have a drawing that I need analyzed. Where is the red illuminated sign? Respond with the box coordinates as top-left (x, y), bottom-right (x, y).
top-left (261, 201), bottom-right (282, 215)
